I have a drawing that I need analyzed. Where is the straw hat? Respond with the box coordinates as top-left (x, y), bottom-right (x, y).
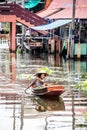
top-left (36, 70), bottom-right (48, 76)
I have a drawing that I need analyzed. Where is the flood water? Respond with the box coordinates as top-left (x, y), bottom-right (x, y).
top-left (0, 49), bottom-right (87, 130)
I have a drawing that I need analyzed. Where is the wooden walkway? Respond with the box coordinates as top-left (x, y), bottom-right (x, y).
top-left (0, 3), bottom-right (47, 52)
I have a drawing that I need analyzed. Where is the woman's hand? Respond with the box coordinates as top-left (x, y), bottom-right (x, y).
top-left (43, 83), bottom-right (48, 87)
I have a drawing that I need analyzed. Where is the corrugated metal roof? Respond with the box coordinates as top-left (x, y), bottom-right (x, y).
top-left (31, 19), bottom-right (71, 30)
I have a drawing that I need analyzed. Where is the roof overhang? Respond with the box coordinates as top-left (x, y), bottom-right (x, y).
top-left (31, 19), bottom-right (72, 30)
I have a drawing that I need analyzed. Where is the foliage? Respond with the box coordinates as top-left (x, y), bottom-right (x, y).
top-left (84, 112), bottom-right (87, 121)
top-left (81, 80), bottom-right (87, 91)
top-left (76, 112), bottom-right (87, 127)
top-left (75, 74), bottom-right (87, 92)
top-left (4, 23), bottom-right (10, 33)
top-left (17, 47), bottom-right (21, 54)
top-left (17, 74), bottom-right (33, 80)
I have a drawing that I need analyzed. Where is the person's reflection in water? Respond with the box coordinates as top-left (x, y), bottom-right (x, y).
top-left (34, 96), bottom-right (65, 112)
top-left (62, 46), bottom-right (67, 61)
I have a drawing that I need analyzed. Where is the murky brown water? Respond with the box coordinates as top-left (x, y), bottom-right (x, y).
top-left (0, 50), bottom-right (87, 130)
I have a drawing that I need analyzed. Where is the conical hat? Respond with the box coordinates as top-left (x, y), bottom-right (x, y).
top-left (36, 70), bottom-right (48, 76)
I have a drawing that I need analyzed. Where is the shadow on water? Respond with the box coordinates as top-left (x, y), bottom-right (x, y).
top-left (33, 96), bottom-right (65, 112)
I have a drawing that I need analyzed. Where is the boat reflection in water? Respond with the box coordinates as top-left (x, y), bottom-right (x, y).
top-left (34, 96), bottom-right (65, 112)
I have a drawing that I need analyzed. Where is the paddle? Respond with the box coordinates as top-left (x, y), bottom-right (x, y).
top-left (24, 78), bottom-right (36, 94)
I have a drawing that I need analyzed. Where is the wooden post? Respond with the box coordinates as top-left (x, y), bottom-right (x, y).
top-left (10, 53), bottom-right (16, 83)
top-left (51, 39), bottom-right (55, 53)
top-left (77, 42), bottom-right (80, 59)
top-left (70, 0), bottom-right (76, 58)
top-left (10, 22), bottom-right (16, 53)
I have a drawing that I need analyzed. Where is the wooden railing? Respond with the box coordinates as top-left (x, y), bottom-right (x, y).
top-left (0, 3), bottom-right (47, 26)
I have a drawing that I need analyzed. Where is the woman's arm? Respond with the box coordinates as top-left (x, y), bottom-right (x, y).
top-left (36, 77), bottom-right (48, 86)
top-left (24, 78), bottom-right (36, 93)
top-left (36, 77), bottom-right (44, 83)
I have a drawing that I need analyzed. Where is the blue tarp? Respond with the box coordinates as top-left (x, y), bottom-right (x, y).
top-left (31, 19), bottom-right (72, 30)
top-left (25, 0), bottom-right (41, 9)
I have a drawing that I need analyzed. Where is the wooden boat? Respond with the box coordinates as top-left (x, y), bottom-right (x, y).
top-left (31, 85), bottom-right (65, 97)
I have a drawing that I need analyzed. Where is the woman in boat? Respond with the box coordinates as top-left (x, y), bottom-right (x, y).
top-left (25, 70), bottom-right (48, 93)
